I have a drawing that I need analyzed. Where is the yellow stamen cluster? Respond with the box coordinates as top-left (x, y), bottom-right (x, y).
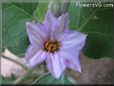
top-left (44, 40), bottom-right (60, 53)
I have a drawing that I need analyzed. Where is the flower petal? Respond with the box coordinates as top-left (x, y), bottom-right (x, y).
top-left (44, 10), bottom-right (57, 30)
top-left (44, 10), bottom-right (58, 40)
top-left (44, 11), bottom-right (69, 41)
top-left (46, 53), bottom-right (66, 79)
top-left (57, 13), bottom-right (69, 33)
top-left (67, 58), bottom-right (81, 72)
top-left (24, 45), bottom-right (46, 67)
top-left (29, 51), bottom-right (48, 67)
top-left (59, 49), bottom-right (81, 72)
top-left (26, 21), bottom-right (46, 45)
top-left (60, 31), bottom-right (87, 51)
top-left (55, 13), bottom-right (69, 39)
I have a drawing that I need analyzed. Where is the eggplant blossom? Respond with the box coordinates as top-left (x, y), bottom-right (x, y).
top-left (24, 10), bottom-right (87, 79)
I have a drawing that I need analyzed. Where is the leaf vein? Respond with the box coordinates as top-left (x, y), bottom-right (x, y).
top-left (5, 0), bottom-right (33, 18)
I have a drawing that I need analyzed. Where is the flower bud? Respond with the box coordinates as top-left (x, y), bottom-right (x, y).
top-left (48, 0), bottom-right (70, 17)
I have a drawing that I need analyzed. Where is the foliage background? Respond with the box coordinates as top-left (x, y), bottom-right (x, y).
top-left (1, 0), bottom-right (114, 84)
top-left (2, 0), bottom-right (113, 58)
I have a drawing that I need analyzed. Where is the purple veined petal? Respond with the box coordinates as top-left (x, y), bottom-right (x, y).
top-left (54, 13), bottom-right (69, 40)
top-left (24, 45), bottom-right (40, 62)
top-left (60, 30), bottom-right (87, 51)
top-left (24, 44), bottom-right (44, 67)
top-left (67, 57), bottom-right (81, 73)
top-left (43, 11), bottom-right (69, 41)
top-left (57, 13), bottom-right (69, 33)
top-left (29, 51), bottom-right (49, 67)
top-left (43, 10), bottom-right (58, 40)
top-left (58, 49), bottom-right (75, 60)
top-left (46, 53), bottom-right (66, 79)
top-left (58, 49), bottom-right (81, 72)
top-left (58, 32), bottom-right (69, 41)
top-left (26, 21), bottom-right (47, 45)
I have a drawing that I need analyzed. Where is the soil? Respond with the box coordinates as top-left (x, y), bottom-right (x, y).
top-left (67, 53), bottom-right (114, 84)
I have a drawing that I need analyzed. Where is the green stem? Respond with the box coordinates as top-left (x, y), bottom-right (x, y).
top-left (67, 76), bottom-right (77, 84)
top-left (32, 72), bottom-right (50, 84)
top-left (13, 65), bottom-right (38, 84)
top-left (2, 54), bottom-right (28, 70)
top-left (61, 73), bottom-right (65, 84)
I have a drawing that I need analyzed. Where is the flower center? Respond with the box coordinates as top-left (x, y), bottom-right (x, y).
top-left (44, 40), bottom-right (60, 53)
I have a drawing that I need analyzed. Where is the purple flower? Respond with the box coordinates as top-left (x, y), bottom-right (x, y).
top-left (24, 10), bottom-right (87, 79)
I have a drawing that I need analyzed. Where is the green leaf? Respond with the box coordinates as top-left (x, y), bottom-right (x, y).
top-left (12, 3), bottom-right (38, 15)
top-left (68, 2), bottom-right (113, 58)
top-left (32, 73), bottom-right (72, 85)
top-left (2, 1), bottom-right (50, 56)
top-left (2, 2), bottom-right (38, 55)
top-left (34, 0), bottom-right (49, 21)
top-left (0, 75), bottom-right (11, 85)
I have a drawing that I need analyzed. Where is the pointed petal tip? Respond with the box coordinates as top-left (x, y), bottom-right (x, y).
top-left (23, 59), bottom-right (31, 68)
top-left (26, 22), bottom-right (32, 30)
top-left (65, 13), bottom-right (69, 17)
top-left (26, 21), bottom-right (36, 28)
top-left (84, 33), bottom-right (88, 38)
top-left (82, 34), bottom-right (88, 42)
top-left (53, 73), bottom-right (61, 79)
top-left (23, 57), bottom-right (36, 68)
top-left (26, 22), bottom-right (31, 26)
top-left (76, 65), bottom-right (82, 73)
top-left (59, 13), bottom-right (69, 20)
top-left (45, 10), bottom-right (56, 19)
top-left (72, 66), bottom-right (81, 73)
top-left (46, 53), bottom-right (66, 79)
top-left (83, 33), bottom-right (88, 43)
top-left (78, 68), bottom-right (82, 73)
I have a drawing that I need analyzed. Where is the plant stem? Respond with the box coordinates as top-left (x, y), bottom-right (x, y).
top-left (61, 73), bottom-right (65, 84)
top-left (13, 65), bottom-right (38, 84)
top-left (2, 54), bottom-right (28, 70)
top-left (32, 72), bottom-right (50, 84)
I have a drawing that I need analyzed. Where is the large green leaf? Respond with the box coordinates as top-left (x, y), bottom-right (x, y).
top-left (32, 73), bottom-right (72, 85)
top-left (68, 2), bottom-right (113, 58)
top-left (0, 75), bottom-right (11, 84)
top-left (34, 0), bottom-right (50, 21)
top-left (2, 1), bottom-right (113, 59)
top-left (2, 1), bottom-right (49, 56)
top-left (2, 2), bottom-right (38, 55)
